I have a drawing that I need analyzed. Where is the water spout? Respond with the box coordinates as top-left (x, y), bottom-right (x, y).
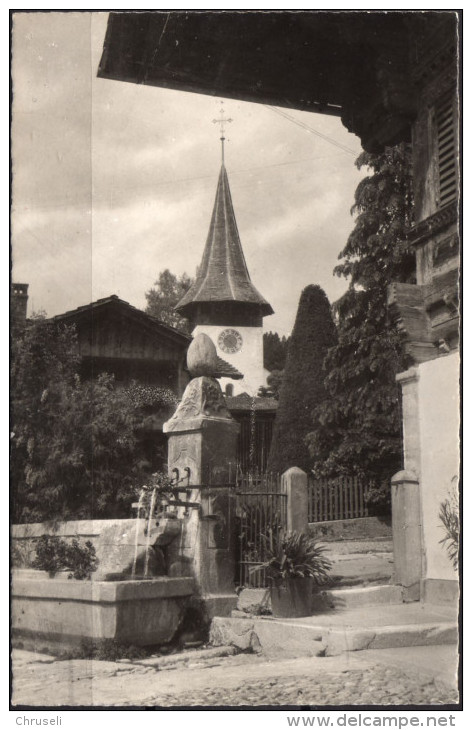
top-left (131, 489), bottom-right (145, 580)
top-left (144, 487), bottom-right (157, 578)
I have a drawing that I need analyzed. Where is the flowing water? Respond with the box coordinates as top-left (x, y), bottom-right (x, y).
top-left (144, 487), bottom-right (157, 578)
top-left (237, 376), bottom-right (258, 483)
top-left (131, 489), bottom-right (145, 580)
top-left (250, 392), bottom-right (256, 468)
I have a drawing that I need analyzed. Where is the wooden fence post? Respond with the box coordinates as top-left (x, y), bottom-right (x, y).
top-left (282, 467), bottom-right (308, 533)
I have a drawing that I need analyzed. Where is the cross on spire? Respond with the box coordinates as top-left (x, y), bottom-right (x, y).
top-left (212, 102), bottom-right (233, 163)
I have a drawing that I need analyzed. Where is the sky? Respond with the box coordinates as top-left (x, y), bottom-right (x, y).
top-left (11, 11), bottom-right (364, 337)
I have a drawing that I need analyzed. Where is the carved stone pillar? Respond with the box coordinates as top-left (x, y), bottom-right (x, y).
top-left (163, 376), bottom-right (239, 617)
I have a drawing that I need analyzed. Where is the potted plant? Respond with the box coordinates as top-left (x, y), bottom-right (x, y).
top-left (251, 530), bottom-right (332, 618)
top-left (439, 479), bottom-right (459, 572)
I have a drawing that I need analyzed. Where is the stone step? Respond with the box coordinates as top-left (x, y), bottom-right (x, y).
top-left (321, 621), bottom-right (458, 657)
top-left (322, 584), bottom-right (403, 609)
top-left (211, 602), bottom-right (458, 657)
top-left (210, 615), bottom-right (324, 658)
top-left (237, 584), bottom-right (403, 616)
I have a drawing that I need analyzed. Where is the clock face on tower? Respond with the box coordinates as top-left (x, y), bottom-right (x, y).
top-left (217, 328), bottom-right (243, 354)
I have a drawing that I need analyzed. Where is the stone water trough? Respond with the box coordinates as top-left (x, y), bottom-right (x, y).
top-left (12, 519), bottom-right (195, 648)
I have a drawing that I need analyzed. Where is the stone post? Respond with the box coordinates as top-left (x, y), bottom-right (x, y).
top-left (163, 376), bottom-right (239, 617)
top-left (282, 467), bottom-right (309, 534)
top-left (391, 470), bottom-right (422, 602)
top-left (396, 367), bottom-right (421, 475)
top-left (393, 366), bottom-right (424, 602)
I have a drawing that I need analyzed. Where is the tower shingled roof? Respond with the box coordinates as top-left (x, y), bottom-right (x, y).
top-left (175, 164), bottom-right (273, 317)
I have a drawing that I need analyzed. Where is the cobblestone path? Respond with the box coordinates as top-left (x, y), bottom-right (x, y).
top-left (12, 648), bottom-right (459, 708)
top-left (126, 665), bottom-right (458, 707)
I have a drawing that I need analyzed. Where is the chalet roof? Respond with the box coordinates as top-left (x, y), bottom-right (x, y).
top-left (50, 295), bottom-right (191, 346)
top-left (175, 165), bottom-right (273, 317)
top-left (49, 294), bottom-right (243, 378)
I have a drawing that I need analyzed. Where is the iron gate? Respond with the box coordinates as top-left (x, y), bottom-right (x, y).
top-left (235, 472), bottom-right (287, 587)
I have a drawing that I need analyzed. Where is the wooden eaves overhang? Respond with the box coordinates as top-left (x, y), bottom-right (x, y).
top-left (97, 11), bottom-right (454, 153)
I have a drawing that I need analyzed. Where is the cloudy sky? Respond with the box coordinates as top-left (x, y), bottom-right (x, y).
top-left (12, 11), bottom-right (364, 336)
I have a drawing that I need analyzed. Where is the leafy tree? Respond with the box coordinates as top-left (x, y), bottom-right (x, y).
top-left (307, 144), bottom-right (415, 493)
top-left (11, 319), bottom-right (150, 523)
top-left (267, 285), bottom-right (337, 474)
top-left (11, 314), bottom-right (80, 520)
top-left (145, 269), bottom-right (193, 333)
top-left (263, 331), bottom-right (290, 371)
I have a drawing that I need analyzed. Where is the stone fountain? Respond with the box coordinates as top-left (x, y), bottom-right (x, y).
top-left (12, 333), bottom-right (240, 650)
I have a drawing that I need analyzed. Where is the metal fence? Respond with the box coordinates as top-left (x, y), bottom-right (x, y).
top-left (308, 475), bottom-right (373, 523)
top-left (235, 472), bottom-right (287, 587)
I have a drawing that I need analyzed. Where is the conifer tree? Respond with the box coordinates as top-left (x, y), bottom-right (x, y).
top-left (267, 285), bottom-right (337, 474)
top-left (263, 331), bottom-right (290, 371)
top-left (306, 144), bottom-right (414, 500)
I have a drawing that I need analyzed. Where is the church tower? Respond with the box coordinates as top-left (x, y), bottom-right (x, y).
top-left (175, 133), bottom-right (273, 396)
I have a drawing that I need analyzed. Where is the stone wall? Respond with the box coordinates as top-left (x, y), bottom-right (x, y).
top-left (393, 351), bottom-right (459, 602)
top-left (12, 519), bottom-right (141, 572)
top-left (417, 352), bottom-right (459, 586)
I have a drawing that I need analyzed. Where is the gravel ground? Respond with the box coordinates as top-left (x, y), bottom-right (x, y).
top-left (121, 664), bottom-right (458, 708)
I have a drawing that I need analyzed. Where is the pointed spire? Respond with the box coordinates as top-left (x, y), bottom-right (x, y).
top-left (176, 164), bottom-right (273, 318)
top-left (212, 103), bottom-right (232, 166)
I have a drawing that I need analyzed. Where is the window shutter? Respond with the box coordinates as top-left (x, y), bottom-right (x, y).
top-left (436, 99), bottom-right (457, 208)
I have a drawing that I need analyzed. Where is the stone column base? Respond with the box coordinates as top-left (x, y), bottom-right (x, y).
top-left (422, 578), bottom-right (459, 604)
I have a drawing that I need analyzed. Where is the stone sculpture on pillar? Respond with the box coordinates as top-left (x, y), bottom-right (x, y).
top-left (163, 333), bottom-right (239, 617)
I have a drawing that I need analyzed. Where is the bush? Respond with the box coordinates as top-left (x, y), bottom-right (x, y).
top-left (31, 536), bottom-right (68, 576)
top-left (64, 539), bottom-right (98, 580)
top-left (11, 318), bottom-right (153, 523)
top-left (363, 480), bottom-right (391, 515)
top-left (439, 482), bottom-right (459, 572)
top-left (31, 535), bottom-right (98, 579)
top-left (251, 530), bottom-right (332, 586)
